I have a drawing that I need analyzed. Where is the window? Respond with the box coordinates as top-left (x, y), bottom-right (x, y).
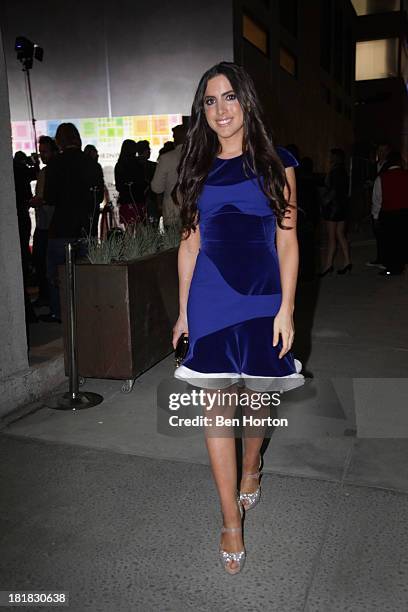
top-left (279, 0), bottom-right (298, 37)
top-left (320, 0), bottom-right (332, 72)
top-left (351, 0), bottom-right (400, 16)
top-left (280, 46), bottom-right (297, 77)
top-left (243, 14), bottom-right (268, 55)
top-left (356, 38), bottom-right (399, 80)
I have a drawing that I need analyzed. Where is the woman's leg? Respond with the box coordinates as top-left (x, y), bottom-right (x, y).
top-left (203, 383), bottom-right (243, 571)
top-left (335, 221), bottom-right (351, 266)
top-left (240, 387), bottom-right (269, 507)
top-left (322, 220), bottom-right (336, 270)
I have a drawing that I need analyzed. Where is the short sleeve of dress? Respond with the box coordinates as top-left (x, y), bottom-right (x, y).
top-left (276, 146), bottom-right (299, 169)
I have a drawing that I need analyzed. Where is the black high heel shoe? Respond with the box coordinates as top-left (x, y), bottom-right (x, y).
top-left (319, 265), bottom-right (334, 277)
top-left (337, 263), bottom-right (352, 275)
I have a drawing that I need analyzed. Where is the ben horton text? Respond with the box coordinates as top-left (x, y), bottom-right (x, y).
top-left (168, 415), bottom-right (289, 427)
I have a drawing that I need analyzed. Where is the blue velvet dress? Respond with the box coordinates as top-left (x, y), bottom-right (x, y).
top-left (174, 147), bottom-right (304, 392)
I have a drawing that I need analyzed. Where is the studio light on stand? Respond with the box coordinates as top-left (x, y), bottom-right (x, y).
top-left (15, 36), bottom-right (43, 154)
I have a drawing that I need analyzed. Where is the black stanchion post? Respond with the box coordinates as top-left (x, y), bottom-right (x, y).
top-left (66, 241), bottom-right (79, 400)
top-left (49, 240), bottom-right (103, 410)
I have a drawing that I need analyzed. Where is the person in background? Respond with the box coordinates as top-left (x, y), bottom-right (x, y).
top-left (136, 140), bottom-right (156, 179)
top-left (376, 142), bottom-right (392, 174)
top-left (367, 142), bottom-right (392, 269)
top-left (84, 144), bottom-right (110, 201)
top-left (13, 151), bottom-right (37, 278)
top-left (320, 148), bottom-right (351, 276)
top-left (13, 151), bottom-right (39, 338)
top-left (84, 144), bottom-right (112, 237)
top-left (30, 136), bottom-right (59, 307)
top-left (114, 139), bottom-right (146, 225)
top-left (158, 141), bottom-right (175, 158)
top-left (151, 124), bottom-right (187, 228)
top-left (371, 151), bottom-right (408, 276)
top-left (83, 144), bottom-right (98, 160)
top-left (41, 123), bottom-right (104, 323)
top-left (279, 146), bottom-right (319, 280)
top-left (136, 140), bottom-right (157, 223)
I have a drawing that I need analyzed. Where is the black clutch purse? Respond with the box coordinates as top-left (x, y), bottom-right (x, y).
top-left (175, 333), bottom-right (189, 367)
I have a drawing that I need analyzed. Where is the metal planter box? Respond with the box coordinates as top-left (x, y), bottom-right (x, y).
top-left (60, 248), bottom-right (179, 382)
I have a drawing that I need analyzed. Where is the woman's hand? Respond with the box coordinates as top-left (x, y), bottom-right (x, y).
top-left (172, 314), bottom-right (189, 349)
top-left (273, 308), bottom-right (295, 359)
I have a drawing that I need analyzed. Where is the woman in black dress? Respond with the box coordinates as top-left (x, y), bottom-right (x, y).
top-left (320, 148), bottom-right (352, 275)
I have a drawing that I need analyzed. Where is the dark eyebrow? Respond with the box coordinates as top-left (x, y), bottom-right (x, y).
top-left (204, 90), bottom-right (235, 100)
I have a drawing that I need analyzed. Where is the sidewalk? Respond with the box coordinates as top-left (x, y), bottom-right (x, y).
top-left (1, 237), bottom-right (408, 611)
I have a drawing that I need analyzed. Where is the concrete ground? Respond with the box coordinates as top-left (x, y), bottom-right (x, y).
top-left (1, 235), bottom-right (408, 611)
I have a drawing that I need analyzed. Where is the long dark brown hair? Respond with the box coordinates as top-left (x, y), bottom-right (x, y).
top-left (173, 62), bottom-right (292, 237)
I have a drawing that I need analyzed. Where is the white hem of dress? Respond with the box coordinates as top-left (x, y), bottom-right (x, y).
top-left (174, 359), bottom-right (304, 392)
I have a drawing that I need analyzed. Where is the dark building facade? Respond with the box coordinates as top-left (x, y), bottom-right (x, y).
top-left (353, 0), bottom-right (408, 158)
top-left (233, 0), bottom-right (356, 171)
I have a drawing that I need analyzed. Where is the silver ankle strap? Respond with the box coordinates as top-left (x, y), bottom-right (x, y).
top-left (242, 457), bottom-right (262, 478)
top-left (242, 471), bottom-right (260, 479)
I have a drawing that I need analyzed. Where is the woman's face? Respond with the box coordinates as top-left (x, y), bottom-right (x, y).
top-left (203, 74), bottom-right (244, 144)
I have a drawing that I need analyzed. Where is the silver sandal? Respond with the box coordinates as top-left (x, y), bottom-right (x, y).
top-left (239, 458), bottom-right (262, 511)
top-left (219, 499), bottom-right (246, 575)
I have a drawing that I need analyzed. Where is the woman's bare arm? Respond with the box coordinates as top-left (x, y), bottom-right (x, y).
top-left (172, 222), bottom-right (201, 348)
top-left (274, 166), bottom-right (299, 358)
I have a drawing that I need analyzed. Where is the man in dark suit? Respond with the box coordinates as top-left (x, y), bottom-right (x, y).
top-left (41, 123), bottom-right (104, 322)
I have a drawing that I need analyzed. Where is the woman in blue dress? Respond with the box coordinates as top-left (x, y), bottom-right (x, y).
top-left (172, 62), bottom-right (304, 574)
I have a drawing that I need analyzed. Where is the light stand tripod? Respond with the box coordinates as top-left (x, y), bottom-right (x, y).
top-left (15, 36), bottom-right (43, 155)
top-left (22, 62), bottom-right (38, 155)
